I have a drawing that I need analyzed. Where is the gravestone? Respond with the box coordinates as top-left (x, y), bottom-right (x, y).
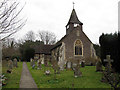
top-left (13, 58), bottom-right (18, 67)
top-left (37, 59), bottom-right (42, 70)
top-left (104, 55), bottom-right (113, 73)
top-left (72, 60), bottom-right (82, 77)
top-left (40, 54), bottom-right (44, 64)
top-left (19, 59), bottom-right (21, 62)
top-left (96, 61), bottom-right (103, 72)
top-left (30, 58), bottom-right (33, 66)
top-left (101, 55), bottom-right (114, 83)
top-left (7, 60), bottom-right (13, 73)
top-left (66, 61), bottom-right (72, 69)
top-left (81, 61), bottom-right (85, 67)
top-left (32, 59), bottom-right (36, 69)
top-left (59, 61), bottom-right (66, 70)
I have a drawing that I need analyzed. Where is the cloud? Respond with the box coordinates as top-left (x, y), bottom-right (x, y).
top-left (15, 0), bottom-right (118, 44)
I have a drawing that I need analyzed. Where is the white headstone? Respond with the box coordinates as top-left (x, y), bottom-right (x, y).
top-left (67, 62), bottom-right (71, 69)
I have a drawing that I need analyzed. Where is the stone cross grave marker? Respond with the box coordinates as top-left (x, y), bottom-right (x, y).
top-left (101, 55), bottom-right (114, 83)
top-left (104, 55), bottom-right (113, 73)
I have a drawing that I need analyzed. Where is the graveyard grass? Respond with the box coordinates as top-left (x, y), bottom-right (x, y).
top-left (2, 61), bottom-right (23, 88)
top-left (27, 62), bottom-right (110, 88)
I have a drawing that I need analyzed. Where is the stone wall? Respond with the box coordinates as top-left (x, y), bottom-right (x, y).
top-left (60, 26), bottom-right (94, 61)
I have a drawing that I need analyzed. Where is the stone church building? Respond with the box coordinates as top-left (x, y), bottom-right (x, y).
top-left (34, 8), bottom-right (96, 66)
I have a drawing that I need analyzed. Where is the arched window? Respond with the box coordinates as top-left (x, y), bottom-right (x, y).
top-left (74, 40), bottom-right (83, 56)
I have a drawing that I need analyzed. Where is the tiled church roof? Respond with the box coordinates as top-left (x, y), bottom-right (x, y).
top-left (35, 45), bottom-right (54, 55)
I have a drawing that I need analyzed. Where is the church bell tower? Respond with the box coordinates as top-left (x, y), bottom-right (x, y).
top-left (66, 5), bottom-right (83, 35)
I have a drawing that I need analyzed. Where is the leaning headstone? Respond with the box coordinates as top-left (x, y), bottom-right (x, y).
top-left (96, 61), bottom-right (103, 72)
top-left (13, 58), bottom-right (18, 67)
top-left (37, 59), bottom-right (42, 70)
top-left (7, 60), bottom-right (13, 73)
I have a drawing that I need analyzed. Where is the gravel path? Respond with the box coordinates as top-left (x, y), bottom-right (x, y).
top-left (19, 62), bottom-right (38, 88)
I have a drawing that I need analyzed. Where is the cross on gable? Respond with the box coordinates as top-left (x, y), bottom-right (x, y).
top-left (104, 55), bottom-right (113, 64)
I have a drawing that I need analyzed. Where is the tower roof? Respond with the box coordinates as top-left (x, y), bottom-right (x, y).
top-left (66, 9), bottom-right (83, 26)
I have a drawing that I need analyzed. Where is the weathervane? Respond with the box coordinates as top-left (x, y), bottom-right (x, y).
top-left (73, 2), bottom-right (75, 9)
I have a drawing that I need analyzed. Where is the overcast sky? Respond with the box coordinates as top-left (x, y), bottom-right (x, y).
top-left (14, 0), bottom-right (118, 44)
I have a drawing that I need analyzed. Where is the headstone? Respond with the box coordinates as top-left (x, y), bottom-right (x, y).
top-left (81, 61), bottom-right (85, 67)
top-left (30, 58), bottom-right (33, 66)
top-left (59, 61), bottom-right (65, 70)
top-left (101, 55), bottom-right (114, 83)
top-left (96, 61), bottom-right (103, 72)
top-left (72, 60), bottom-right (82, 77)
top-left (7, 60), bottom-right (13, 73)
top-left (32, 59), bottom-right (36, 69)
top-left (104, 55), bottom-right (113, 73)
top-left (13, 58), bottom-right (18, 67)
top-left (19, 59), bottom-right (21, 62)
top-left (40, 54), bottom-right (44, 64)
top-left (66, 61), bottom-right (72, 69)
top-left (37, 59), bottom-right (42, 70)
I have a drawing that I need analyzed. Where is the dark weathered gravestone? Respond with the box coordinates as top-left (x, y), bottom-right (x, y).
top-left (13, 58), bottom-right (18, 67)
top-left (96, 61), bottom-right (103, 72)
top-left (7, 60), bottom-right (13, 73)
top-left (81, 61), bottom-right (85, 67)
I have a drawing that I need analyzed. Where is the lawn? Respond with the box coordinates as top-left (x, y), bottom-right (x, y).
top-left (2, 61), bottom-right (23, 88)
top-left (27, 62), bottom-right (111, 88)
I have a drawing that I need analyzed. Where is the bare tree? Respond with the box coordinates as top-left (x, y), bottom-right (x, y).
top-left (38, 30), bottom-right (56, 45)
top-left (0, 0), bottom-right (26, 41)
top-left (25, 31), bottom-right (35, 41)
